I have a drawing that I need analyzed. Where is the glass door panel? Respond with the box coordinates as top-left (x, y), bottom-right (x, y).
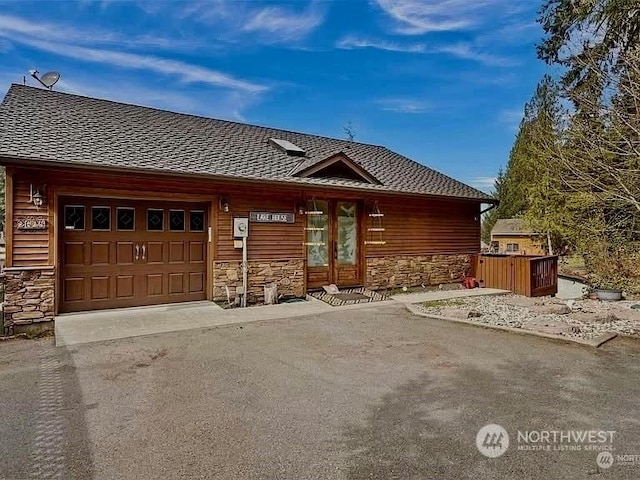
top-left (337, 202), bottom-right (357, 265)
top-left (306, 200), bottom-right (329, 267)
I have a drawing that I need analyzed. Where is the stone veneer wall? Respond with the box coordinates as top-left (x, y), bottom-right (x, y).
top-left (366, 254), bottom-right (472, 290)
top-left (213, 259), bottom-right (305, 302)
top-left (3, 267), bottom-right (55, 335)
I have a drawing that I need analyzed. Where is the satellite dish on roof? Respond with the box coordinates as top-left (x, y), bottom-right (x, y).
top-left (28, 70), bottom-right (61, 90)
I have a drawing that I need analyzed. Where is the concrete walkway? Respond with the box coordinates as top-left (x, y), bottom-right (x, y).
top-left (55, 288), bottom-right (508, 346)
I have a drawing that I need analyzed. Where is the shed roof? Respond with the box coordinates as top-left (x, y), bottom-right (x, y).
top-left (0, 85), bottom-right (494, 202)
top-left (491, 218), bottom-right (539, 236)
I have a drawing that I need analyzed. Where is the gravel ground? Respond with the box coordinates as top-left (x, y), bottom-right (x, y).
top-left (415, 294), bottom-right (640, 340)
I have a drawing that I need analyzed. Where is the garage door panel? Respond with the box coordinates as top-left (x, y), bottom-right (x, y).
top-left (64, 242), bottom-right (85, 266)
top-left (147, 242), bottom-right (164, 264)
top-left (169, 242), bottom-right (185, 263)
top-left (189, 272), bottom-right (204, 294)
top-left (147, 274), bottom-right (164, 296)
top-left (116, 275), bottom-right (134, 299)
top-left (91, 276), bottom-right (110, 300)
top-left (116, 242), bottom-right (135, 265)
top-left (91, 242), bottom-right (110, 265)
top-left (189, 242), bottom-right (205, 263)
top-left (169, 273), bottom-right (184, 294)
top-left (64, 277), bottom-right (84, 302)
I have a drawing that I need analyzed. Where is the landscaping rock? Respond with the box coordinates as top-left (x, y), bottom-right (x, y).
top-left (521, 318), bottom-right (573, 335)
top-left (414, 293), bottom-right (640, 341)
top-left (530, 305), bottom-right (572, 315)
top-left (502, 297), bottom-right (538, 308)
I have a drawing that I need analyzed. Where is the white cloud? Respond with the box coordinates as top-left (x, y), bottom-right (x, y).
top-left (468, 176), bottom-right (497, 191)
top-left (337, 34), bottom-right (516, 66)
top-left (499, 107), bottom-right (523, 130)
top-left (180, 1), bottom-right (324, 44)
top-left (375, 0), bottom-right (499, 35)
top-left (0, 13), bottom-right (199, 51)
top-left (376, 98), bottom-right (430, 113)
top-left (52, 76), bottom-right (256, 121)
top-left (2, 33), bottom-right (266, 93)
top-left (242, 5), bottom-right (324, 42)
top-left (433, 43), bottom-right (518, 67)
top-left (336, 35), bottom-right (425, 53)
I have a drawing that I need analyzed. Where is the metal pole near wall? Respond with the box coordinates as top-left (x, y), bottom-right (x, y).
top-left (242, 236), bottom-right (248, 308)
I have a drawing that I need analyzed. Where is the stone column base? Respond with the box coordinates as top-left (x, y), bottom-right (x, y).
top-left (3, 266), bottom-right (55, 336)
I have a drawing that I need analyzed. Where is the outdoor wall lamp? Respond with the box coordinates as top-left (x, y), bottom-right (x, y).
top-left (296, 202), bottom-right (306, 216)
top-left (29, 184), bottom-right (44, 211)
top-left (219, 197), bottom-right (230, 213)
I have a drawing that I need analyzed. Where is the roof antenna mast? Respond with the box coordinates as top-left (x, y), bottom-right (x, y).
top-left (28, 70), bottom-right (61, 90)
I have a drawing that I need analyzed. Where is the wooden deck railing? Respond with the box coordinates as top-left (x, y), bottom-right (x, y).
top-left (472, 254), bottom-right (558, 297)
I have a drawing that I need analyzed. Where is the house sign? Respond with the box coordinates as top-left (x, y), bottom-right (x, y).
top-left (15, 215), bottom-right (48, 231)
top-left (249, 212), bottom-right (295, 224)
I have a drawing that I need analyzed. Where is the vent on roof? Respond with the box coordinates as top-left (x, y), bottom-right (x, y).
top-left (269, 138), bottom-right (306, 157)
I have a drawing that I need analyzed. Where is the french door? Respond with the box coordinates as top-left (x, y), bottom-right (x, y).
top-left (306, 199), bottom-right (361, 289)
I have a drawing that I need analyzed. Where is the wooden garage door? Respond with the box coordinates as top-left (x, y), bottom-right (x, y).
top-left (60, 197), bottom-right (208, 313)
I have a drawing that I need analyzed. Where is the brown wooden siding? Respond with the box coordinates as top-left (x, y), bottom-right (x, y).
top-left (216, 193), bottom-right (305, 261)
top-left (11, 172), bottom-right (50, 266)
top-left (7, 164), bottom-right (482, 269)
top-left (364, 197), bottom-right (480, 257)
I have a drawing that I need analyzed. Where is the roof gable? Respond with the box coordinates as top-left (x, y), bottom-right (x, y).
top-left (293, 152), bottom-right (381, 185)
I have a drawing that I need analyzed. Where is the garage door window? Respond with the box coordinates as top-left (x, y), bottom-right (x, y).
top-left (64, 206), bottom-right (85, 230)
top-left (91, 206), bottom-right (111, 231)
top-left (190, 211), bottom-right (205, 232)
top-left (170, 210), bottom-right (185, 231)
top-left (147, 209), bottom-right (164, 231)
top-left (117, 207), bottom-right (135, 231)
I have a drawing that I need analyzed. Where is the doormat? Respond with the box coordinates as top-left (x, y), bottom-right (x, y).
top-left (308, 287), bottom-right (388, 307)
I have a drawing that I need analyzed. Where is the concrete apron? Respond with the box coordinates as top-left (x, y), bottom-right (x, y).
top-left (54, 288), bottom-right (510, 347)
top-left (54, 297), bottom-right (394, 347)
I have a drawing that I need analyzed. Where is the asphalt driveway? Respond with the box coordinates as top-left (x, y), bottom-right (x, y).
top-left (2, 302), bottom-right (640, 479)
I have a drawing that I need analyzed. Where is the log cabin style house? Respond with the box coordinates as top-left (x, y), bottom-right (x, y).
top-left (0, 85), bottom-right (494, 334)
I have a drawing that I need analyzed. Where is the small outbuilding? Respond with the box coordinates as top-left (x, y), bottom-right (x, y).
top-left (490, 218), bottom-right (547, 255)
top-left (0, 85), bottom-right (494, 333)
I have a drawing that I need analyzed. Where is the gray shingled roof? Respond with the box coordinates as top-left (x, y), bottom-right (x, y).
top-left (0, 85), bottom-right (493, 201)
top-left (491, 218), bottom-right (538, 236)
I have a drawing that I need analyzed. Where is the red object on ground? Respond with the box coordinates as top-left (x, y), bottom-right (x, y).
top-left (463, 276), bottom-right (479, 289)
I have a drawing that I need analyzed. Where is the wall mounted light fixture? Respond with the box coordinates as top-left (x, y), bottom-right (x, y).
top-left (29, 184), bottom-right (44, 211)
top-left (296, 202), bottom-right (306, 216)
top-left (219, 197), bottom-right (230, 213)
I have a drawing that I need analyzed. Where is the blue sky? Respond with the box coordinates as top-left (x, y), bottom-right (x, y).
top-left (0, 1), bottom-right (549, 192)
